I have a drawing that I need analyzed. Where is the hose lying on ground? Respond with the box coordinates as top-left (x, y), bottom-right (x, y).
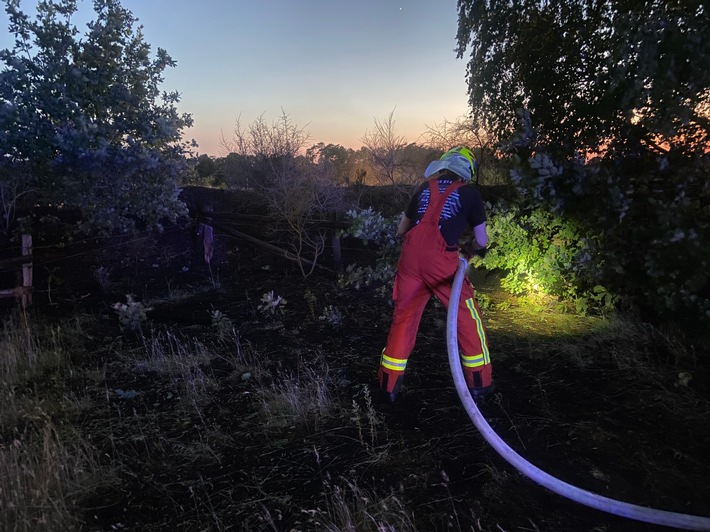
top-left (446, 256), bottom-right (710, 531)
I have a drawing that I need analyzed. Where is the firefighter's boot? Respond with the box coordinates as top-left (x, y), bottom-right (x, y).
top-left (469, 382), bottom-right (496, 401)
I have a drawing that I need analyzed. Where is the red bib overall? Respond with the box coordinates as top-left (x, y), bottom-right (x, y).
top-left (378, 179), bottom-right (493, 394)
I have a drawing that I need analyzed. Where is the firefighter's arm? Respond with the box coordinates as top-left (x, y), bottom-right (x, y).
top-left (397, 213), bottom-right (413, 236)
top-left (472, 222), bottom-right (488, 249)
top-left (459, 222), bottom-right (489, 258)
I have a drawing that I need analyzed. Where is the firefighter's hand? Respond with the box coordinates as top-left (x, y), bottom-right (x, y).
top-left (473, 246), bottom-right (488, 258)
top-left (460, 238), bottom-right (488, 259)
top-left (459, 240), bottom-right (475, 259)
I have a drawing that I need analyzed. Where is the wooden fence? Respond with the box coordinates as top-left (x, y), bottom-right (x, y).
top-left (0, 234), bottom-right (33, 307)
top-left (204, 215), bottom-right (347, 274)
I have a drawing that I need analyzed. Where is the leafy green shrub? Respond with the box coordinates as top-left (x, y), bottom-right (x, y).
top-left (615, 166), bottom-right (710, 327)
top-left (340, 207), bottom-right (398, 247)
top-left (501, 110), bottom-right (710, 331)
top-left (338, 194), bottom-right (621, 316)
top-left (475, 292), bottom-right (492, 311)
top-left (481, 203), bottom-right (617, 314)
top-left (338, 208), bottom-right (400, 296)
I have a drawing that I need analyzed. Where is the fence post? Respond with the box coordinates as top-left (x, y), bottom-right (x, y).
top-left (21, 234), bottom-right (32, 307)
top-left (329, 212), bottom-right (344, 274)
top-left (331, 230), bottom-right (343, 273)
top-left (203, 223), bottom-right (214, 266)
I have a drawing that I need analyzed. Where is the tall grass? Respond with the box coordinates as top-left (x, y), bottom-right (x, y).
top-left (138, 330), bottom-right (216, 408)
top-left (257, 356), bottom-right (336, 432)
top-left (0, 413), bottom-right (102, 532)
top-left (312, 477), bottom-right (417, 532)
top-left (0, 310), bottom-right (73, 433)
top-left (0, 311), bottom-right (105, 531)
top-left (0, 309), bottom-right (63, 387)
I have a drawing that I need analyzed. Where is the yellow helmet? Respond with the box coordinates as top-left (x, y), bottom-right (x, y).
top-left (424, 146), bottom-right (478, 182)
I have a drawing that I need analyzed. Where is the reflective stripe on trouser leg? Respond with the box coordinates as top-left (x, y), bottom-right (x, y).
top-left (461, 296), bottom-right (492, 388)
top-left (464, 297), bottom-right (490, 363)
top-left (461, 352), bottom-right (492, 388)
top-left (378, 350), bottom-right (407, 393)
top-left (381, 267), bottom-right (430, 395)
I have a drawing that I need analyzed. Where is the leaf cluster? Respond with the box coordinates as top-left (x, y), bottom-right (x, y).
top-left (456, 0), bottom-right (710, 157)
top-left (457, 1), bottom-right (710, 332)
top-left (506, 111), bottom-right (710, 329)
top-left (338, 208), bottom-right (400, 296)
top-left (0, 0), bottom-right (193, 234)
top-left (481, 202), bottom-right (616, 314)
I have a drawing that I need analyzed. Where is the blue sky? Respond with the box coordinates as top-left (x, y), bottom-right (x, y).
top-left (1, 0), bottom-right (472, 156)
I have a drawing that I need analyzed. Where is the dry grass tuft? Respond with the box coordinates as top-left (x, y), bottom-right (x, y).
top-left (136, 330), bottom-right (217, 408)
top-left (0, 413), bottom-right (105, 531)
top-left (311, 477), bottom-right (417, 532)
top-left (0, 313), bottom-right (110, 531)
top-left (257, 355), bottom-right (337, 432)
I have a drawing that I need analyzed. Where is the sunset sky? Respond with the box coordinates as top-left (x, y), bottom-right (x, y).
top-left (1, 0), bottom-right (472, 156)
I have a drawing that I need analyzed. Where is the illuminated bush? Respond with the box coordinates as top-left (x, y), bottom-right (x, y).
top-left (503, 110), bottom-right (710, 330)
top-left (482, 203), bottom-right (616, 314)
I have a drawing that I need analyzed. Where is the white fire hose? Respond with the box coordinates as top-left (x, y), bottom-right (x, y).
top-left (447, 256), bottom-right (710, 531)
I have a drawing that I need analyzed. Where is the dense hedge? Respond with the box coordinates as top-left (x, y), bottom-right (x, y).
top-left (502, 145), bottom-right (710, 336)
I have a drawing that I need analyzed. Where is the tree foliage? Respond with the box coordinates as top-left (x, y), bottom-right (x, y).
top-left (0, 0), bottom-right (193, 236)
top-left (456, 0), bottom-right (710, 157)
top-left (306, 143), bottom-right (354, 185)
top-left (457, 0), bottom-right (710, 330)
top-left (195, 155), bottom-right (216, 180)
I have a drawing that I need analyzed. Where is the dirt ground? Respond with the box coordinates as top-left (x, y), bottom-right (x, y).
top-left (19, 190), bottom-right (710, 532)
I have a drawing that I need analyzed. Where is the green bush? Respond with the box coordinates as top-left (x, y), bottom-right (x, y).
top-left (337, 200), bottom-right (619, 315)
top-left (338, 208), bottom-right (400, 297)
top-left (503, 112), bottom-right (710, 331)
top-left (482, 203), bottom-right (616, 314)
top-left (601, 164), bottom-right (710, 326)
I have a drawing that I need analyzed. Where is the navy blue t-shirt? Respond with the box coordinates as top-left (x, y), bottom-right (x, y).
top-left (404, 176), bottom-right (486, 246)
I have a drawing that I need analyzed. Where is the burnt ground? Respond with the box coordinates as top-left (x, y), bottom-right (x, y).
top-left (13, 192), bottom-right (710, 532)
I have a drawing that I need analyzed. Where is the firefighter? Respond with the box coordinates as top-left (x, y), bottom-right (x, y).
top-left (378, 147), bottom-right (494, 403)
